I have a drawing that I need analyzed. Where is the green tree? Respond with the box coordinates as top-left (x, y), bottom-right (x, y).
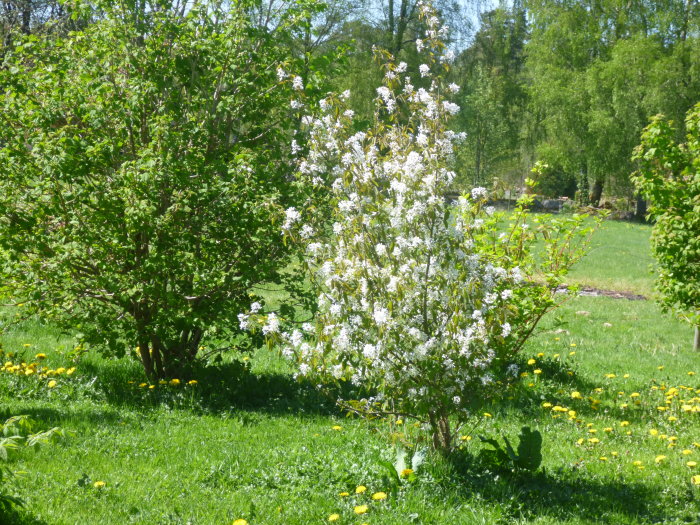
top-left (0, 0), bottom-right (322, 379)
top-left (632, 104), bottom-right (700, 350)
top-left (525, 0), bottom-right (700, 206)
top-left (454, 5), bottom-right (528, 189)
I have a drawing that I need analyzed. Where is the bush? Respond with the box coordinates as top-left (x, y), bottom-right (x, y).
top-left (243, 2), bottom-right (599, 452)
top-left (632, 104), bottom-right (700, 349)
top-left (0, 0), bottom-right (322, 379)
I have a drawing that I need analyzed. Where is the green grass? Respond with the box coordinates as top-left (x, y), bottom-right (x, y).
top-left (565, 220), bottom-right (656, 296)
top-left (1, 220), bottom-right (699, 525)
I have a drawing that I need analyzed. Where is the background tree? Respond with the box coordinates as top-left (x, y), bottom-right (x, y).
top-left (632, 104), bottom-right (700, 350)
top-left (454, 3), bottom-right (528, 189)
top-left (0, 0), bottom-right (323, 379)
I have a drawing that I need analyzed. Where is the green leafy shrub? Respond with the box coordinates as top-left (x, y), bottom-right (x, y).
top-left (0, 0), bottom-right (323, 379)
top-left (632, 103), bottom-right (700, 349)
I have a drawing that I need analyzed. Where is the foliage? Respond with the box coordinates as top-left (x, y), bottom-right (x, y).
top-left (0, 415), bottom-right (64, 512)
top-left (632, 104), bottom-right (700, 339)
top-left (525, 0), bottom-right (700, 205)
top-left (244, 3), bottom-right (600, 452)
top-left (0, 0), bottom-right (325, 379)
top-left (478, 425), bottom-right (543, 472)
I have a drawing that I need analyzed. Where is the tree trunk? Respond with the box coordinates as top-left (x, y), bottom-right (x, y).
top-left (589, 177), bottom-right (604, 208)
top-left (429, 408), bottom-right (452, 453)
top-left (634, 195), bottom-right (647, 221)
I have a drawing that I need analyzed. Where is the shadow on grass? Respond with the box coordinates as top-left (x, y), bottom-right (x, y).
top-left (0, 504), bottom-right (49, 525)
top-left (441, 451), bottom-right (693, 524)
top-left (76, 358), bottom-right (341, 417)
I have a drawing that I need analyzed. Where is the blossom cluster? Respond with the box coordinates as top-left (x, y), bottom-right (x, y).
top-left (258, 5), bottom-right (529, 423)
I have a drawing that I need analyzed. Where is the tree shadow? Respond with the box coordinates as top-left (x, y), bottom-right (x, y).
top-left (0, 502), bottom-right (50, 525)
top-left (443, 451), bottom-right (693, 524)
top-left (75, 358), bottom-right (342, 417)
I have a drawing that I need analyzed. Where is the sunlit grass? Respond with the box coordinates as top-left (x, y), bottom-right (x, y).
top-left (1, 220), bottom-right (699, 524)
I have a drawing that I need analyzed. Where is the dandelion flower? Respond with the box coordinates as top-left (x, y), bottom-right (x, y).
top-left (372, 492), bottom-right (387, 501)
top-left (332, 425), bottom-right (342, 431)
top-left (35, 353), bottom-right (46, 360)
top-left (534, 369), bottom-right (542, 375)
top-left (93, 481), bottom-right (106, 489)
top-left (232, 520), bottom-right (249, 525)
top-left (527, 358), bottom-right (536, 365)
top-left (355, 485), bottom-right (367, 494)
top-left (328, 514), bottom-right (340, 522)
top-left (483, 412), bottom-right (492, 418)
top-left (47, 380), bottom-right (57, 388)
top-left (655, 455), bottom-right (667, 463)
top-left (688, 461), bottom-right (697, 468)
top-left (400, 468), bottom-right (414, 478)
top-left (354, 505), bottom-right (369, 515)
top-left (187, 380), bottom-right (198, 386)
top-left (571, 391), bottom-right (583, 400)
top-left (169, 378), bottom-right (180, 386)
top-left (620, 421), bottom-right (630, 427)
top-left (692, 475), bottom-right (700, 485)
top-left (683, 449), bottom-right (693, 455)
top-left (339, 492), bottom-right (350, 497)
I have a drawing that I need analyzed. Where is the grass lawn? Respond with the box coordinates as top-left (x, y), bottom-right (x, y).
top-left (1, 219), bottom-right (699, 525)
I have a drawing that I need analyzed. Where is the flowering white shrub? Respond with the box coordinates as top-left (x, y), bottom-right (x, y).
top-left (243, 2), bottom-right (599, 451)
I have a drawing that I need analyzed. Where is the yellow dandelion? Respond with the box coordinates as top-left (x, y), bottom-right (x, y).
top-left (603, 427), bottom-right (613, 433)
top-left (149, 385), bottom-right (155, 390)
top-left (527, 358), bottom-right (536, 365)
top-left (232, 520), bottom-right (249, 525)
top-left (692, 475), bottom-right (700, 485)
top-left (355, 485), bottom-right (367, 494)
top-left (599, 457), bottom-right (608, 461)
top-left (687, 461), bottom-right (698, 468)
top-left (339, 492), bottom-right (350, 497)
top-left (460, 435), bottom-right (472, 441)
top-left (66, 367), bottom-right (76, 375)
top-left (534, 369), bottom-right (542, 375)
top-left (328, 514), bottom-right (340, 522)
top-left (571, 391), bottom-right (583, 400)
top-left (620, 421), bottom-right (630, 427)
top-left (657, 365), bottom-right (664, 370)
top-left (655, 455), bottom-right (667, 463)
top-left (483, 412), bottom-right (492, 418)
top-left (93, 481), bottom-right (106, 489)
top-left (354, 505), bottom-right (368, 515)
top-left (371, 492), bottom-right (387, 501)
top-left (588, 438), bottom-right (600, 444)
top-left (688, 372), bottom-right (696, 376)
top-left (138, 382), bottom-right (147, 388)
top-left (35, 353), bottom-right (46, 360)
top-left (47, 380), bottom-right (57, 388)
top-left (683, 449), bottom-right (693, 455)
top-left (649, 429), bottom-right (659, 436)
top-left (187, 380), bottom-right (198, 386)
top-left (400, 468), bottom-right (414, 478)
top-left (332, 425), bottom-right (342, 431)
top-left (169, 378), bottom-right (180, 386)
top-left (633, 460), bottom-right (643, 466)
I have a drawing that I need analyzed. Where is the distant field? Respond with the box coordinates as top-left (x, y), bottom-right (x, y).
top-left (1, 219), bottom-right (699, 525)
top-left (565, 219), bottom-right (656, 297)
